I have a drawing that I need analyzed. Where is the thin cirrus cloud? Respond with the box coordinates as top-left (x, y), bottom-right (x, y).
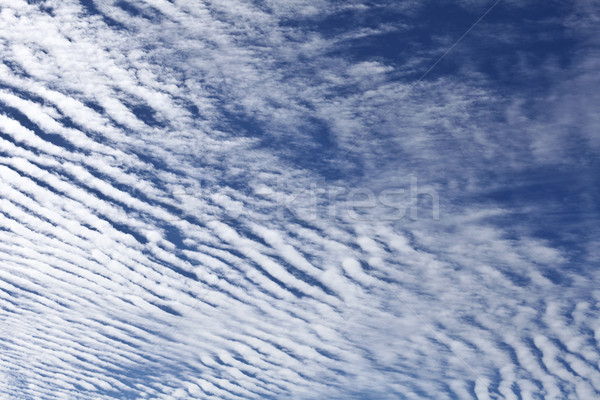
top-left (0, 0), bottom-right (598, 399)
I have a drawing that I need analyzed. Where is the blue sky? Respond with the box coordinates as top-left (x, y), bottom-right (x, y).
top-left (0, 0), bottom-right (599, 399)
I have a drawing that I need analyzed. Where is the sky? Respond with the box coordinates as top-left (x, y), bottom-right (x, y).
top-left (0, 0), bottom-right (599, 399)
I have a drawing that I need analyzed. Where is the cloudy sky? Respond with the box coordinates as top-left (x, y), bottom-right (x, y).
top-left (0, 0), bottom-right (599, 399)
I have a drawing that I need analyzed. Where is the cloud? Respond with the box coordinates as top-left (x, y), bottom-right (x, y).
top-left (0, 0), bottom-right (598, 399)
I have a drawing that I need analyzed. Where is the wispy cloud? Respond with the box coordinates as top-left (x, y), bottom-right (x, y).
top-left (0, 0), bottom-right (598, 399)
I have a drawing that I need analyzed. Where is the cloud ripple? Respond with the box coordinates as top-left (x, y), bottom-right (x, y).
top-left (0, 1), bottom-right (598, 399)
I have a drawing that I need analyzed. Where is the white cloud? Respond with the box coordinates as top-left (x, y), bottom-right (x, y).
top-left (0, 0), bottom-right (597, 399)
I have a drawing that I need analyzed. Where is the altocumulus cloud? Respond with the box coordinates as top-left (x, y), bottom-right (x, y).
top-left (0, 0), bottom-right (599, 399)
